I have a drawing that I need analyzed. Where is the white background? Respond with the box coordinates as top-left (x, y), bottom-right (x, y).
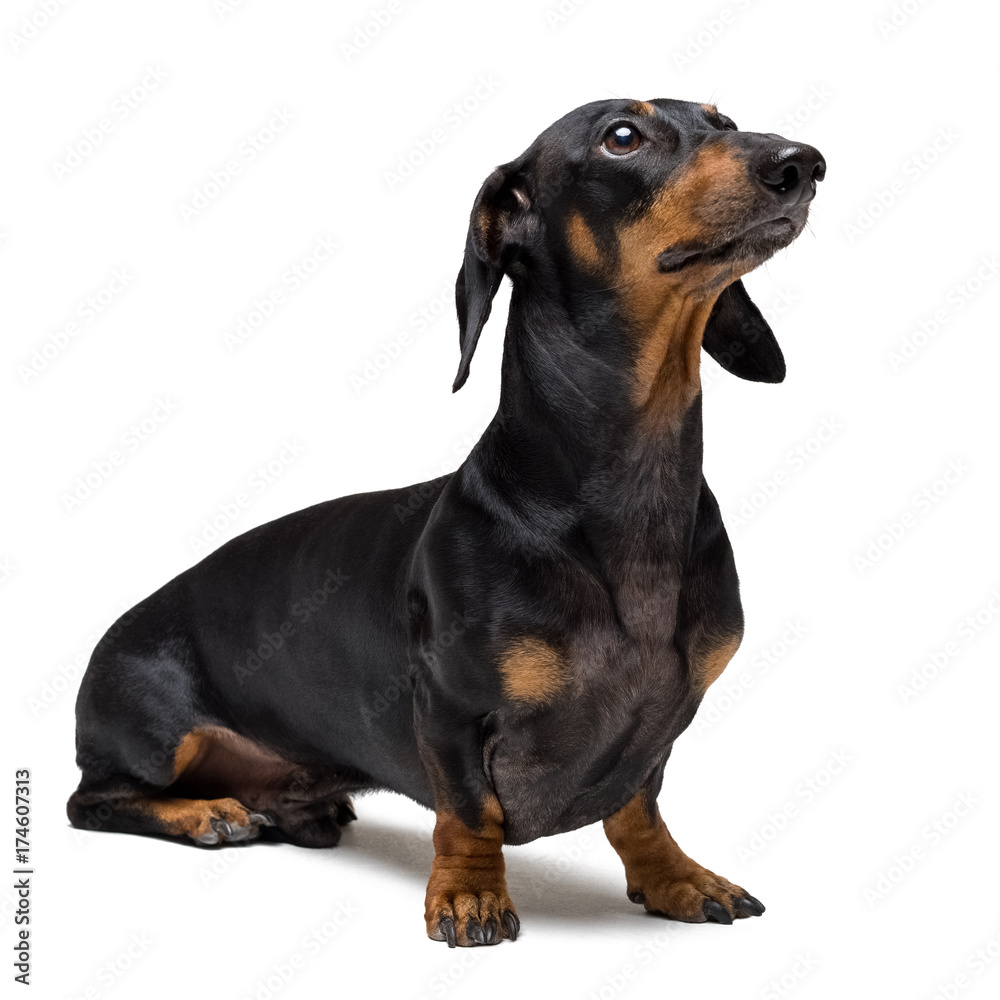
top-left (4, 0), bottom-right (1000, 997)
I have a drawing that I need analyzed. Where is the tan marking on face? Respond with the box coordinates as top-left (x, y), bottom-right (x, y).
top-left (604, 791), bottom-right (757, 922)
top-left (701, 103), bottom-right (718, 115)
top-left (616, 142), bottom-right (751, 427)
top-left (566, 211), bottom-right (602, 273)
top-left (628, 100), bottom-right (656, 116)
top-left (692, 634), bottom-right (742, 694)
top-left (618, 141), bottom-right (749, 294)
top-left (425, 796), bottom-right (518, 945)
top-left (499, 638), bottom-right (568, 705)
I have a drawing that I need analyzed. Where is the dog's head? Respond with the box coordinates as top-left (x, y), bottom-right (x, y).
top-left (452, 98), bottom-right (825, 395)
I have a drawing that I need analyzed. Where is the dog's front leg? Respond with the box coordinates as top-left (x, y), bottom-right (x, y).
top-left (603, 777), bottom-right (765, 925)
top-left (425, 795), bottom-right (519, 947)
top-left (415, 717), bottom-right (519, 947)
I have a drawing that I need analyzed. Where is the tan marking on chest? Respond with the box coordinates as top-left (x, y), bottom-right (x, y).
top-left (692, 634), bottom-right (742, 694)
top-left (631, 290), bottom-right (719, 427)
top-left (499, 638), bottom-right (568, 705)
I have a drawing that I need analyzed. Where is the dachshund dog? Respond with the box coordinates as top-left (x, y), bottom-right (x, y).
top-left (68, 97), bottom-right (824, 947)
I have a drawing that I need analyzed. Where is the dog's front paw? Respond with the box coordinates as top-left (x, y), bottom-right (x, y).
top-left (425, 886), bottom-right (519, 947)
top-left (629, 865), bottom-right (764, 924)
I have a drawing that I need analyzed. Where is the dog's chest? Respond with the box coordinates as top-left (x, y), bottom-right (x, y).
top-left (488, 584), bottom-right (698, 845)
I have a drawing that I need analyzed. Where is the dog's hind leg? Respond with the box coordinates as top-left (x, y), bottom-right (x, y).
top-left (68, 627), bottom-right (376, 848)
top-left (68, 722), bottom-right (283, 846)
top-left (66, 638), bottom-right (269, 844)
top-left (67, 639), bottom-right (352, 847)
top-left (68, 718), bottom-right (367, 848)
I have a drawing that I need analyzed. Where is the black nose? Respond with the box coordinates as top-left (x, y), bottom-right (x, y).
top-left (754, 143), bottom-right (826, 208)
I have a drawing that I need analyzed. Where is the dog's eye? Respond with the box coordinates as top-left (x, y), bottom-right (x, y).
top-left (602, 123), bottom-right (642, 155)
top-left (721, 118), bottom-right (739, 131)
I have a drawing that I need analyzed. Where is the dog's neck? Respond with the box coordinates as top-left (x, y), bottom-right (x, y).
top-left (466, 277), bottom-right (721, 546)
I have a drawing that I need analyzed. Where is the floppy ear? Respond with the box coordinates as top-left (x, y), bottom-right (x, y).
top-left (452, 162), bottom-right (535, 392)
top-left (701, 279), bottom-right (785, 383)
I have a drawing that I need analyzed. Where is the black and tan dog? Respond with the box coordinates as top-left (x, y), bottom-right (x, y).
top-left (68, 98), bottom-right (824, 946)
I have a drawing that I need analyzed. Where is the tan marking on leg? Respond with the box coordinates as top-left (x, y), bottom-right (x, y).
top-left (425, 796), bottom-right (519, 946)
top-left (157, 727), bottom-right (303, 841)
top-left (142, 796), bottom-right (252, 840)
top-left (498, 638), bottom-right (568, 705)
top-left (628, 100), bottom-right (656, 116)
top-left (170, 725), bottom-right (298, 792)
top-left (693, 634), bottom-right (742, 694)
top-left (566, 211), bottom-right (602, 274)
top-left (604, 792), bottom-right (759, 922)
top-left (171, 730), bottom-right (204, 780)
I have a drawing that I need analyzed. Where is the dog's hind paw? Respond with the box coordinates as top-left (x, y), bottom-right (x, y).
top-left (189, 805), bottom-right (275, 846)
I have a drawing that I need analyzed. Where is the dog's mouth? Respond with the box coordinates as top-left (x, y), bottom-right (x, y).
top-left (656, 214), bottom-right (805, 274)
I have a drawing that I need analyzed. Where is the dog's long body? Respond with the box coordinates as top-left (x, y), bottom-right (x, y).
top-left (69, 98), bottom-right (824, 947)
